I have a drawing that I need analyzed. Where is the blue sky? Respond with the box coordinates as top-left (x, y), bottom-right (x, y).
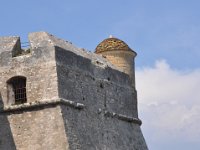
top-left (1, 0), bottom-right (200, 149)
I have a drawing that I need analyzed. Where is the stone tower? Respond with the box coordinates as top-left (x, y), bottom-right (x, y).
top-left (0, 32), bottom-right (148, 150)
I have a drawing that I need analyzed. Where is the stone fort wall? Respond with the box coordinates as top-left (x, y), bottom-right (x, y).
top-left (0, 32), bottom-right (148, 150)
top-left (56, 47), bottom-right (146, 149)
top-left (0, 33), bottom-right (67, 149)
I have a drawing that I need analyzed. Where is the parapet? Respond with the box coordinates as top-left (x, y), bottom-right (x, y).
top-left (0, 32), bottom-right (119, 71)
top-left (0, 32), bottom-right (57, 58)
top-left (0, 36), bottom-right (22, 57)
top-left (28, 32), bottom-right (118, 70)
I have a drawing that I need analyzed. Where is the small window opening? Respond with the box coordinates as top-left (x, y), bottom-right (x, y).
top-left (7, 76), bottom-right (27, 105)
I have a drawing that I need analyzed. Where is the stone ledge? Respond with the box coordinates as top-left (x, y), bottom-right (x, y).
top-left (104, 110), bottom-right (142, 125)
top-left (0, 98), bottom-right (85, 113)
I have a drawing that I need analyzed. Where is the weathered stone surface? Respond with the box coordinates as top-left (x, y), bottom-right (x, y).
top-left (0, 94), bottom-right (16, 150)
top-left (0, 36), bottom-right (21, 53)
top-left (0, 32), bottom-right (148, 150)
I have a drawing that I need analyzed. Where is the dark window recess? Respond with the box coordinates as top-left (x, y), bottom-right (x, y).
top-left (13, 79), bottom-right (27, 104)
top-left (8, 77), bottom-right (27, 104)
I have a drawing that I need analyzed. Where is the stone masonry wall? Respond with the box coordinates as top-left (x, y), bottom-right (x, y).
top-left (55, 45), bottom-right (147, 149)
top-left (0, 34), bottom-right (58, 105)
top-left (0, 32), bottom-right (148, 150)
top-left (56, 47), bottom-right (137, 117)
top-left (3, 106), bottom-right (69, 150)
top-left (0, 32), bottom-right (63, 150)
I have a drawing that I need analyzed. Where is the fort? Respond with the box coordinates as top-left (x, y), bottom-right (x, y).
top-left (0, 32), bottom-right (148, 150)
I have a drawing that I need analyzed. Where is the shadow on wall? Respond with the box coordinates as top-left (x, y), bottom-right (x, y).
top-left (0, 93), bottom-right (16, 150)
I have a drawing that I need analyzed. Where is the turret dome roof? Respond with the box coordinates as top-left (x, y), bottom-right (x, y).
top-left (95, 37), bottom-right (133, 53)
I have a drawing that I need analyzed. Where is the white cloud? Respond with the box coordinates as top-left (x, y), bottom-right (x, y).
top-left (136, 60), bottom-right (200, 148)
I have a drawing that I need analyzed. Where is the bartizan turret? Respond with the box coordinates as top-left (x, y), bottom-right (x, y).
top-left (95, 35), bottom-right (137, 86)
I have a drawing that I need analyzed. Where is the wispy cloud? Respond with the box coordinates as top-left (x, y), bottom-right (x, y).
top-left (136, 60), bottom-right (200, 149)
